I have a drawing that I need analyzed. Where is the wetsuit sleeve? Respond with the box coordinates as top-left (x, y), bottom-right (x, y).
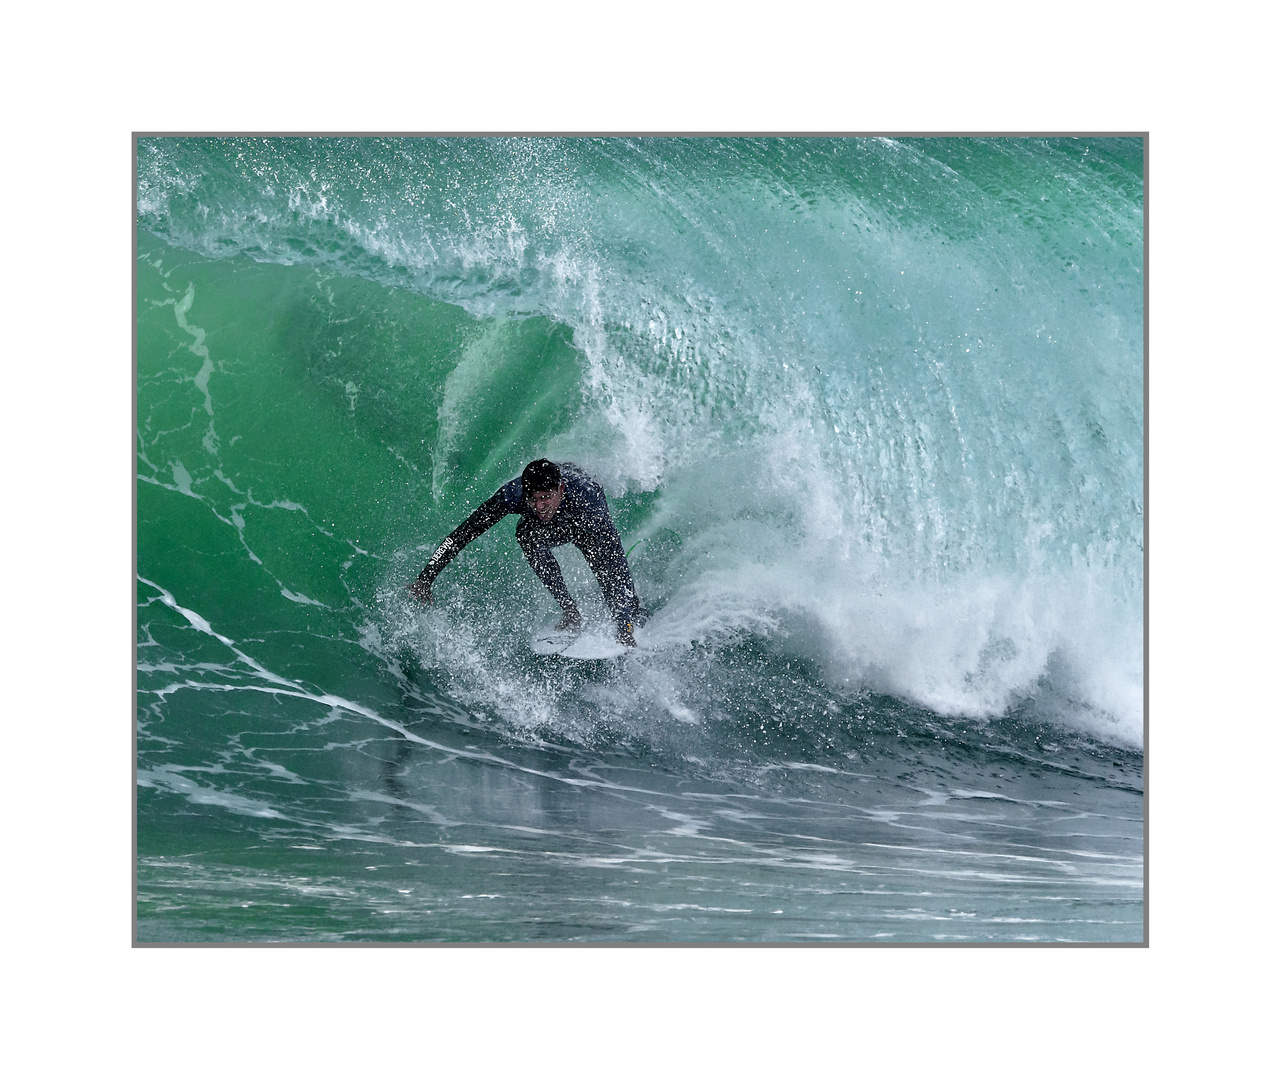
top-left (416, 489), bottom-right (514, 583)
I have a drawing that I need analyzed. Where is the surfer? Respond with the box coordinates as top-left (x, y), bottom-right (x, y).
top-left (408, 459), bottom-right (645, 646)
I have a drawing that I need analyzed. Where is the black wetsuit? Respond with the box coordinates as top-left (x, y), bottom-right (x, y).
top-left (416, 463), bottom-right (643, 632)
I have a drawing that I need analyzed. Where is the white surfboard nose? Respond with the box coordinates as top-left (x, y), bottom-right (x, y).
top-left (530, 626), bottom-right (632, 659)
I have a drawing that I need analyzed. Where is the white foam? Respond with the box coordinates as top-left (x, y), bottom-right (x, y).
top-left (139, 765), bottom-right (284, 819)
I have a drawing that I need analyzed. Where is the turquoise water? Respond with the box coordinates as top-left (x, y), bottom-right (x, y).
top-left (136, 137), bottom-right (1144, 942)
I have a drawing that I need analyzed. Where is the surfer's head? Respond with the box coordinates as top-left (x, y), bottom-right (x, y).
top-left (522, 459), bottom-right (565, 522)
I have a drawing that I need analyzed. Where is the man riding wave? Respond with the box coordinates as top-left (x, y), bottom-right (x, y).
top-left (408, 459), bottom-right (645, 646)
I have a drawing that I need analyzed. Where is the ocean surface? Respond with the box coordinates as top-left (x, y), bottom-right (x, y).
top-left (135, 136), bottom-right (1144, 943)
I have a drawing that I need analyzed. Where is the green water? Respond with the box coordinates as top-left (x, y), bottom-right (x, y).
top-left (137, 137), bottom-right (1143, 942)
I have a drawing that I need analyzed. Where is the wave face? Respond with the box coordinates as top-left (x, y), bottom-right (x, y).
top-left (136, 137), bottom-right (1144, 942)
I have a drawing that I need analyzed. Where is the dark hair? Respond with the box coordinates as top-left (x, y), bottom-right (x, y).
top-left (521, 459), bottom-right (561, 493)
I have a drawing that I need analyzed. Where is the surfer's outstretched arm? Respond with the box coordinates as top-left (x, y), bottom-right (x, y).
top-left (408, 490), bottom-right (513, 604)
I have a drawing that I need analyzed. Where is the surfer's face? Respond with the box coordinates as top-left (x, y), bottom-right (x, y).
top-left (529, 482), bottom-right (565, 522)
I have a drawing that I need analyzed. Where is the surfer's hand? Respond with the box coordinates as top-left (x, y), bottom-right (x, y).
top-left (407, 576), bottom-right (433, 605)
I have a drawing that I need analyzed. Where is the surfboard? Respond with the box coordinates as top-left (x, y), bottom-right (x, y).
top-left (530, 626), bottom-right (632, 660)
